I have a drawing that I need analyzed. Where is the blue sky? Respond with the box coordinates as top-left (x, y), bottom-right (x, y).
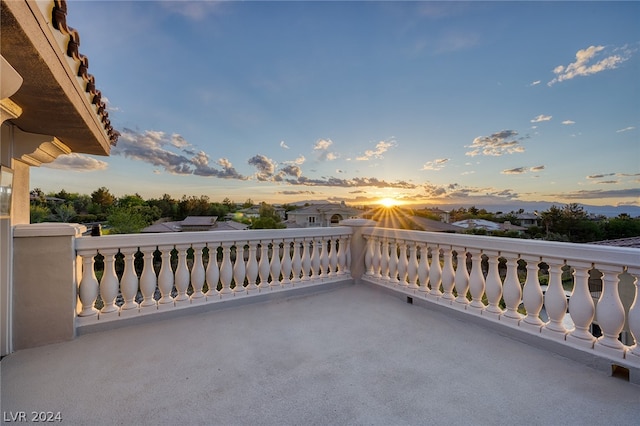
top-left (33, 1), bottom-right (639, 209)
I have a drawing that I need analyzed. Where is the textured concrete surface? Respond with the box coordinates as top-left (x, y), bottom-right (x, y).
top-left (2, 284), bottom-right (639, 425)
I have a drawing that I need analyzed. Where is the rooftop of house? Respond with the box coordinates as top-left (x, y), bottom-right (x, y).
top-left (2, 283), bottom-right (638, 425)
top-left (590, 236), bottom-right (640, 249)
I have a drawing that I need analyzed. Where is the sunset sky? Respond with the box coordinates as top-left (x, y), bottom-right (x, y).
top-left (32, 1), bottom-right (639, 209)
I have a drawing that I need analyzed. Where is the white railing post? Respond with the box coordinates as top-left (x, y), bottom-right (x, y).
top-left (593, 264), bottom-right (626, 358)
top-left (190, 243), bottom-right (206, 301)
top-left (389, 239), bottom-right (399, 285)
top-left (626, 267), bottom-right (640, 362)
top-left (157, 245), bottom-right (174, 306)
top-left (269, 241), bottom-right (282, 289)
top-left (453, 247), bottom-right (469, 309)
top-left (98, 248), bottom-right (120, 315)
top-left (566, 261), bottom-right (596, 348)
top-left (501, 254), bottom-right (523, 324)
top-left (319, 236), bottom-right (329, 279)
top-left (380, 239), bottom-right (390, 282)
top-left (205, 243), bottom-right (220, 298)
top-left (233, 243), bottom-right (247, 295)
top-left (329, 237), bottom-right (338, 277)
top-left (541, 259), bottom-right (569, 339)
top-left (281, 240), bottom-right (293, 287)
top-left (483, 251), bottom-right (503, 318)
top-left (139, 246), bottom-right (158, 309)
top-left (428, 246), bottom-right (443, 299)
top-left (301, 238), bottom-right (311, 282)
top-left (245, 242), bottom-right (259, 292)
top-left (119, 247), bottom-right (139, 313)
top-left (417, 243), bottom-right (429, 293)
top-left (441, 246), bottom-right (456, 303)
top-left (78, 249), bottom-right (99, 317)
top-left (174, 244), bottom-right (191, 303)
top-left (467, 250), bottom-right (485, 312)
top-left (372, 237), bottom-right (382, 279)
top-left (337, 236), bottom-right (347, 276)
top-left (258, 241), bottom-right (270, 291)
top-left (520, 255), bottom-right (544, 332)
top-left (291, 239), bottom-right (302, 284)
top-left (219, 242), bottom-right (233, 296)
top-left (407, 242), bottom-right (419, 290)
top-left (397, 240), bottom-right (409, 287)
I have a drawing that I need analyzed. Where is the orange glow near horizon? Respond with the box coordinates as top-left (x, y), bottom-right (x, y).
top-left (378, 197), bottom-right (402, 208)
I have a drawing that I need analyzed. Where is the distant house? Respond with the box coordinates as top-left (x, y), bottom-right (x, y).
top-left (360, 207), bottom-right (462, 232)
top-left (421, 208), bottom-right (451, 223)
top-left (142, 216), bottom-right (248, 233)
top-left (285, 202), bottom-right (361, 228)
top-left (452, 219), bottom-right (526, 234)
top-left (516, 213), bottom-right (539, 227)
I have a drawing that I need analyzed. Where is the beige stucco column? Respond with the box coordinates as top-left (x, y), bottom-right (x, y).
top-left (340, 219), bottom-right (376, 284)
top-left (12, 223), bottom-right (85, 350)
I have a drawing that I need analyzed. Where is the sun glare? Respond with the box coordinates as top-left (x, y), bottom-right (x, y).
top-left (379, 197), bottom-right (400, 208)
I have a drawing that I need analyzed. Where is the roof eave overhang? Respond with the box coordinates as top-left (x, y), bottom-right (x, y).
top-left (1, 0), bottom-right (116, 156)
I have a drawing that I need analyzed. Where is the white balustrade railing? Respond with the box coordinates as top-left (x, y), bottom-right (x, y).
top-left (75, 227), bottom-right (352, 323)
top-left (361, 227), bottom-right (640, 364)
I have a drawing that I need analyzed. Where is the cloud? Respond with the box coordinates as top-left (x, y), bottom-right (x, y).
top-left (313, 138), bottom-right (339, 161)
top-left (248, 155), bottom-right (277, 181)
top-left (562, 120), bottom-right (575, 125)
top-left (45, 153), bottom-right (109, 171)
top-left (422, 158), bottom-right (449, 171)
top-left (555, 188), bottom-right (640, 200)
top-left (531, 114), bottom-right (552, 123)
top-left (548, 45), bottom-right (633, 86)
top-left (282, 155), bottom-right (305, 166)
top-left (116, 128), bottom-right (246, 179)
top-left (502, 167), bottom-right (527, 175)
top-left (280, 141), bottom-right (290, 149)
top-left (278, 190), bottom-right (317, 196)
top-left (530, 165), bottom-right (545, 172)
top-left (313, 139), bottom-right (333, 151)
top-left (466, 130), bottom-right (526, 157)
top-left (160, 0), bottom-right (225, 21)
top-left (587, 173), bottom-right (616, 179)
top-left (616, 126), bottom-right (635, 133)
top-left (530, 80), bottom-right (541, 86)
top-left (356, 139), bottom-right (397, 161)
top-left (285, 175), bottom-right (417, 189)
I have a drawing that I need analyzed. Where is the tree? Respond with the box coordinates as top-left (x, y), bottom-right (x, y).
top-left (242, 198), bottom-right (254, 208)
top-left (107, 206), bottom-right (149, 234)
top-left (50, 204), bottom-right (76, 222)
top-left (250, 202), bottom-right (285, 229)
top-left (91, 187), bottom-right (115, 212)
top-left (30, 205), bottom-right (50, 223)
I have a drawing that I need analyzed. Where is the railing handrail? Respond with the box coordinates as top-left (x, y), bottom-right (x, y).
top-left (362, 227), bottom-right (639, 268)
top-left (75, 226), bottom-right (353, 251)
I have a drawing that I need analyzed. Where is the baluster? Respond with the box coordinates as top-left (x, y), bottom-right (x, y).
top-left (417, 243), bottom-right (429, 293)
top-left (281, 240), bottom-right (293, 286)
top-left (389, 240), bottom-right (399, 285)
top-left (98, 249), bottom-right (119, 314)
top-left (219, 242), bottom-right (233, 296)
top-left (380, 239), bottom-right (390, 282)
top-left (245, 241), bottom-right (259, 292)
top-left (139, 246), bottom-right (158, 308)
top-left (301, 239), bottom-right (311, 282)
top-left (258, 241), bottom-right (271, 290)
top-left (541, 259), bottom-right (569, 338)
top-left (397, 240), bottom-right (408, 286)
top-left (157, 245), bottom-right (174, 305)
top-left (429, 246), bottom-right (443, 298)
top-left (78, 249), bottom-right (99, 317)
top-left (337, 236), bottom-right (347, 276)
top-left (441, 246), bottom-right (456, 302)
top-left (521, 255), bottom-right (544, 331)
top-left (372, 237), bottom-right (382, 279)
top-left (205, 244), bottom-right (220, 298)
top-left (291, 240), bottom-right (302, 284)
top-left (120, 247), bottom-right (139, 312)
top-left (270, 241), bottom-right (282, 289)
top-left (344, 235), bottom-right (351, 275)
top-left (482, 251), bottom-right (503, 316)
top-left (311, 238), bottom-right (321, 280)
top-left (174, 244), bottom-right (191, 303)
top-left (233, 243), bottom-right (247, 295)
top-left (407, 242), bottom-right (419, 290)
top-left (190, 243), bottom-right (206, 301)
top-left (468, 250), bottom-right (485, 312)
top-left (453, 248), bottom-right (469, 308)
top-left (594, 264), bottom-right (626, 357)
top-left (501, 254), bottom-right (523, 322)
top-left (566, 262), bottom-right (596, 347)
top-left (320, 237), bottom-right (329, 279)
top-left (329, 237), bottom-right (338, 277)
top-left (626, 267), bottom-right (640, 361)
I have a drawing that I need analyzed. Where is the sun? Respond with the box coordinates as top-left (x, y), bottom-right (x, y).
top-left (379, 197), bottom-right (400, 208)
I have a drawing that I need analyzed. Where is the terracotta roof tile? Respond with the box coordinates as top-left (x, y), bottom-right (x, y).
top-left (51, 0), bottom-right (119, 146)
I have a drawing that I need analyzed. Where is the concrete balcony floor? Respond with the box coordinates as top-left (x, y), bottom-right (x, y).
top-left (2, 283), bottom-right (639, 425)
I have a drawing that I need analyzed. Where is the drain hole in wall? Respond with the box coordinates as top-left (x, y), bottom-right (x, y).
top-left (611, 365), bottom-right (629, 381)
top-left (407, 296), bottom-right (413, 304)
